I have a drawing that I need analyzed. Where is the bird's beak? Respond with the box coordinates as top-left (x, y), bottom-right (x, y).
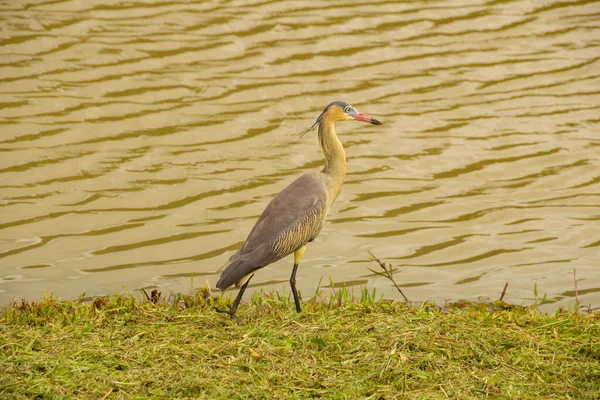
top-left (352, 111), bottom-right (382, 125)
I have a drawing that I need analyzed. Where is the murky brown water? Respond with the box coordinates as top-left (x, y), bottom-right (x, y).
top-left (1, 0), bottom-right (599, 310)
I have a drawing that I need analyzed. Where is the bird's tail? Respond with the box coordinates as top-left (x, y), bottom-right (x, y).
top-left (216, 256), bottom-right (263, 290)
top-left (216, 259), bottom-right (246, 290)
top-left (216, 244), bottom-right (272, 290)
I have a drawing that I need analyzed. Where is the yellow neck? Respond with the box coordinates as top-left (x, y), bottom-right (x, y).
top-left (318, 119), bottom-right (346, 204)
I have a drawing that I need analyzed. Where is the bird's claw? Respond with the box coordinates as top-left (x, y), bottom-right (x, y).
top-left (215, 307), bottom-right (240, 321)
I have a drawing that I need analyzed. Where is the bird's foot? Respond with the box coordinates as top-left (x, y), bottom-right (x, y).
top-left (215, 307), bottom-right (240, 321)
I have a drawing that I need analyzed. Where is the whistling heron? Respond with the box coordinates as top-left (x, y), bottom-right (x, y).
top-left (216, 101), bottom-right (382, 318)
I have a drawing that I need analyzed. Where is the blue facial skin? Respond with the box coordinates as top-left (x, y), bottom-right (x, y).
top-left (344, 106), bottom-right (357, 117)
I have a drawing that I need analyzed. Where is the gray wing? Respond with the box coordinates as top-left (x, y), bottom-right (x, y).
top-left (216, 173), bottom-right (328, 290)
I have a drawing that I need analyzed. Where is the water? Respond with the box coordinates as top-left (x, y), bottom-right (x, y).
top-left (1, 0), bottom-right (599, 310)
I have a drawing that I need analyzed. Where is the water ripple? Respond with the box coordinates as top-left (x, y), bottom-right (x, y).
top-left (0, 0), bottom-right (598, 309)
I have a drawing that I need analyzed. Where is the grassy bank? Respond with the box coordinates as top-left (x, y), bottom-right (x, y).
top-left (1, 290), bottom-right (599, 399)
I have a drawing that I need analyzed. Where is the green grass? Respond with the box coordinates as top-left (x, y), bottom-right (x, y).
top-left (1, 289), bottom-right (598, 399)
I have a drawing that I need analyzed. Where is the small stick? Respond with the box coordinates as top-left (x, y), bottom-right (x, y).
top-left (383, 260), bottom-right (409, 302)
top-left (204, 280), bottom-right (213, 299)
top-left (368, 251), bottom-right (409, 302)
top-left (499, 282), bottom-right (509, 301)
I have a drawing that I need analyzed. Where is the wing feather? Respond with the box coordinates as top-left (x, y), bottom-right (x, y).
top-left (216, 173), bottom-right (328, 290)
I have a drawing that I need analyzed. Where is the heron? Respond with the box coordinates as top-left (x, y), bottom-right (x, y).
top-left (215, 101), bottom-right (382, 319)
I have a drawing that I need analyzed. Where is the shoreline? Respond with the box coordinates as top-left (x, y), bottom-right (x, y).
top-left (2, 288), bottom-right (598, 398)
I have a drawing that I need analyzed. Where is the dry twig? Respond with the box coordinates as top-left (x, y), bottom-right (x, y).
top-left (367, 251), bottom-right (409, 302)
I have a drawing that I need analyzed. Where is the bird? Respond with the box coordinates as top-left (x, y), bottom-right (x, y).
top-left (215, 101), bottom-right (382, 319)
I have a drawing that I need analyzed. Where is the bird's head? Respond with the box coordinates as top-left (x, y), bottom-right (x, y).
top-left (303, 101), bottom-right (382, 135)
top-left (324, 101), bottom-right (383, 125)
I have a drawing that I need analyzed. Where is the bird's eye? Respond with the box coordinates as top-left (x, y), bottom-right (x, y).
top-left (344, 106), bottom-right (352, 113)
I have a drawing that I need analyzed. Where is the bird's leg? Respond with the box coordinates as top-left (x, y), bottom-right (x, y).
top-left (290, 263), bottom-right (301, 313)
top-left (291, 245), bottom-right (307, 313)
top-left (216, 274), bottom-right (253, 319)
